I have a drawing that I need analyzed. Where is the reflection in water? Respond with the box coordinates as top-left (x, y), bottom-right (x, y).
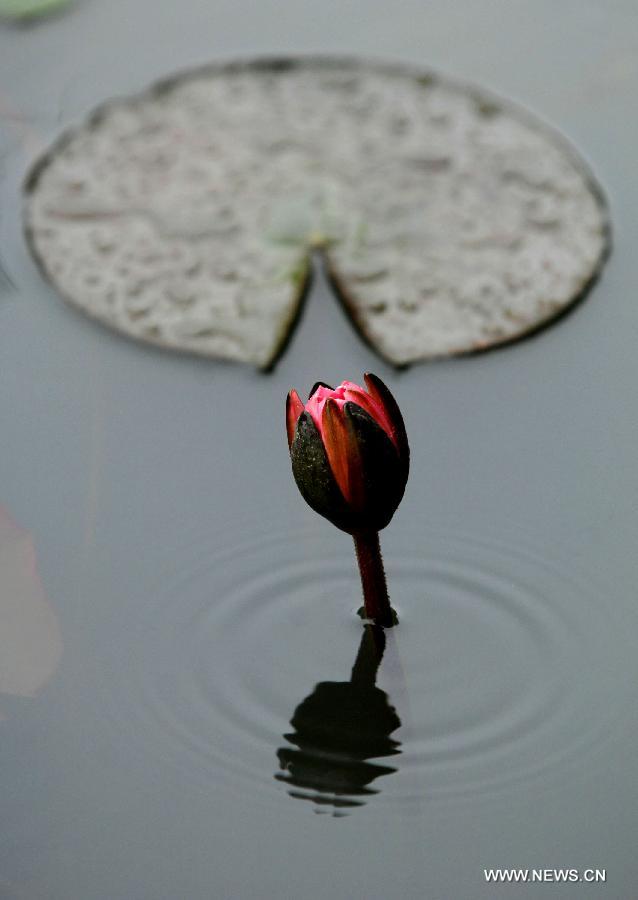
top-left (0, 506), bottom-right (62, 719)
top-left (276, 625), bottom-right (401, 813)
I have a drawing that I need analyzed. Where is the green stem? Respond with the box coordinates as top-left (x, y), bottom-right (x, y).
top-left (352, 530), bottom-right (394, 627)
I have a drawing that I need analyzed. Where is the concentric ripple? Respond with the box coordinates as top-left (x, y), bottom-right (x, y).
top-left (90, 524), bottom-right (630, 809)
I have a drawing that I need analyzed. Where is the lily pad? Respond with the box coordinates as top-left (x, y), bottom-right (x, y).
top-left (24, 58), bottom-right (609, 368)
top-left (0, 0), bottom-right (72, 20)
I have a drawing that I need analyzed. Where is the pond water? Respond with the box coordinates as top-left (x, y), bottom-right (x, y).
top-left (1, 2), bottom-right (638, 898)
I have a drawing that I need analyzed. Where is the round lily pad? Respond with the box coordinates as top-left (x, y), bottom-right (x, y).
top-left (24, 58), bottom-right (609, 368)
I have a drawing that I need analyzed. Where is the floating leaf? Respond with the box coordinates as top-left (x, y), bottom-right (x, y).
top-left (0, 0), bottom-right (73, 20)
top-left (24, 59), bottom-right (609, 369)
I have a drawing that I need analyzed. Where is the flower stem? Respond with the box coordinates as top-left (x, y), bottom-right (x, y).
top-left (353, 530), bottom-right (395, 627)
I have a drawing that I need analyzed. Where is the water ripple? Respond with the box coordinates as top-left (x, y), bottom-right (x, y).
top-left (90, 525), bottom-right (630, 810)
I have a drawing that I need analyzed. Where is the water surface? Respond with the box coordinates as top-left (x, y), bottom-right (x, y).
top-left (1, 2), bottom-right (638, 898)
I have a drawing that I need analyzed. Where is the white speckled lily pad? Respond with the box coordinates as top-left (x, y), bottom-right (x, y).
top-left (24, 58), bottom-right (609, 368)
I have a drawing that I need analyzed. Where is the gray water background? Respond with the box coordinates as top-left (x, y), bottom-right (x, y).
top-left (1, 1), bottom-right (638, 898)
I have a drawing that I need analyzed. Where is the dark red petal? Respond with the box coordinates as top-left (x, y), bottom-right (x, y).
top-left (322, 399), bottom-right (365, 510)
top-left (363, 373), bottom-right (409, 459)
top-left (286, 389), bottom-right (305, 449)
top-left (343, 386), bottom-right (396, 446)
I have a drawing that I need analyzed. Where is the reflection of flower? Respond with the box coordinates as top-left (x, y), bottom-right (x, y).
top-left (276, 625), bottom-right (401, 814)
top-left (286, 373), bottom-right (409, 535)
top-left (0, 508), bottom-right (62, 717)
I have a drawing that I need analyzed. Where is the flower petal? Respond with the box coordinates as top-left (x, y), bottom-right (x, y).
top-left (286, 389), bottom-right (305, 449)
top-left (344, 402), bottom-right (408, 530)
top-left (322, 398), bottom-right (365, 510)
top-left (364, 373), bottom-right (409, 463)
top-left (342, 387), bottom-right (395, 447)
top-left (308, 381), bottom-right (333, 399)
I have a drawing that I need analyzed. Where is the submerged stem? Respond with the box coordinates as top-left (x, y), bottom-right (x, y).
top-left (353, 530), bottom-right (395, 627)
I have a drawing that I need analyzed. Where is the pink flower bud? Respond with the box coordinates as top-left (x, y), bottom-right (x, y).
top-left (286, 374), bottom-right (409, 533)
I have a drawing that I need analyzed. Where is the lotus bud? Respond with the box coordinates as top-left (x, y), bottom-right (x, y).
top-left (286, 374), bottom-right (409, 626)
